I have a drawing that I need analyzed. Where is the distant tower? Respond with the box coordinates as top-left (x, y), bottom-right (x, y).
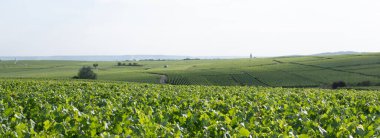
top-left (250, 53), bottom-right (253, 59)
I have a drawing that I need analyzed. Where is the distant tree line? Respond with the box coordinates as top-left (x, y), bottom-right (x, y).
top-left (139, 59), bottom-right (168, 61)
top-left (183, 58), bottom-right (200, 60)
top-left (117, 62), bottom-right (142, 66)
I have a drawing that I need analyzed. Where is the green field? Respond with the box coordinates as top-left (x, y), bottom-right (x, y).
top-left (0, 79), bottom-right (379, 137)
top-left (1, 53), bottom-right (380, 89)
top-left (1, 53), bottom-right (380, 137)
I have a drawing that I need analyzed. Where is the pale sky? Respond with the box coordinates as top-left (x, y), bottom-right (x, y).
top-left (0, 0), bottom-right (379, 57)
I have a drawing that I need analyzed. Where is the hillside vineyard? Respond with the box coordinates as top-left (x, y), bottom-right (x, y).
top-left (0, 80), bottom-right (379, 137)
top-left (1, 53), bottom-right (380, 89)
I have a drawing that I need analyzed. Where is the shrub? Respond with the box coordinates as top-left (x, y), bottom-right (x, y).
top-left (74, 66), bottom-right (97, 80)
top-left (357, 81), bottom-right (371, 86)
top-left (332, 81), bottom-right (346, 89)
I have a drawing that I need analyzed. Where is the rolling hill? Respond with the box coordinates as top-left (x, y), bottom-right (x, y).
top-left (0, 52), bottom-right (379, 89)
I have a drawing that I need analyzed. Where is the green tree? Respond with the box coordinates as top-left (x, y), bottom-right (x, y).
top-left (93, 63), bottom-right (99, 69)
top-left (75, 66), bottom-right (97, 80)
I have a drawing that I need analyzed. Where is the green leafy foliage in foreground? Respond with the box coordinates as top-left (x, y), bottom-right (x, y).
top-left (0, 80), bottom-right (380, 137)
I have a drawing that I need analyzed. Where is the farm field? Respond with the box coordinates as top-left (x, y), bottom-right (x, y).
top-left (0, 79), bottom-right (379, 137)
top-left (2, 0), bottom-right (380, 137)
top-left (1, 53), bottom-right (380, 89)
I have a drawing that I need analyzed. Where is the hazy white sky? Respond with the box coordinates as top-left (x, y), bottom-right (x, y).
top-left (0, 0), bottom-right (379, 57)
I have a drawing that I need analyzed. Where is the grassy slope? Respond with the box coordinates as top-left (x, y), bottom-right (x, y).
top-left (0, 53), bottom-right (380, 88)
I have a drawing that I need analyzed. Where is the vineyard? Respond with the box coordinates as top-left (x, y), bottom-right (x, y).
top-left (1, 79), bottom-right (379, 137)
top-left (1, 53), bottom-right (380, 89)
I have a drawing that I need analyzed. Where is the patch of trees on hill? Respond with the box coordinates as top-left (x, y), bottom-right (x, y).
top-left (117, 62), bottom-right (142, 66)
